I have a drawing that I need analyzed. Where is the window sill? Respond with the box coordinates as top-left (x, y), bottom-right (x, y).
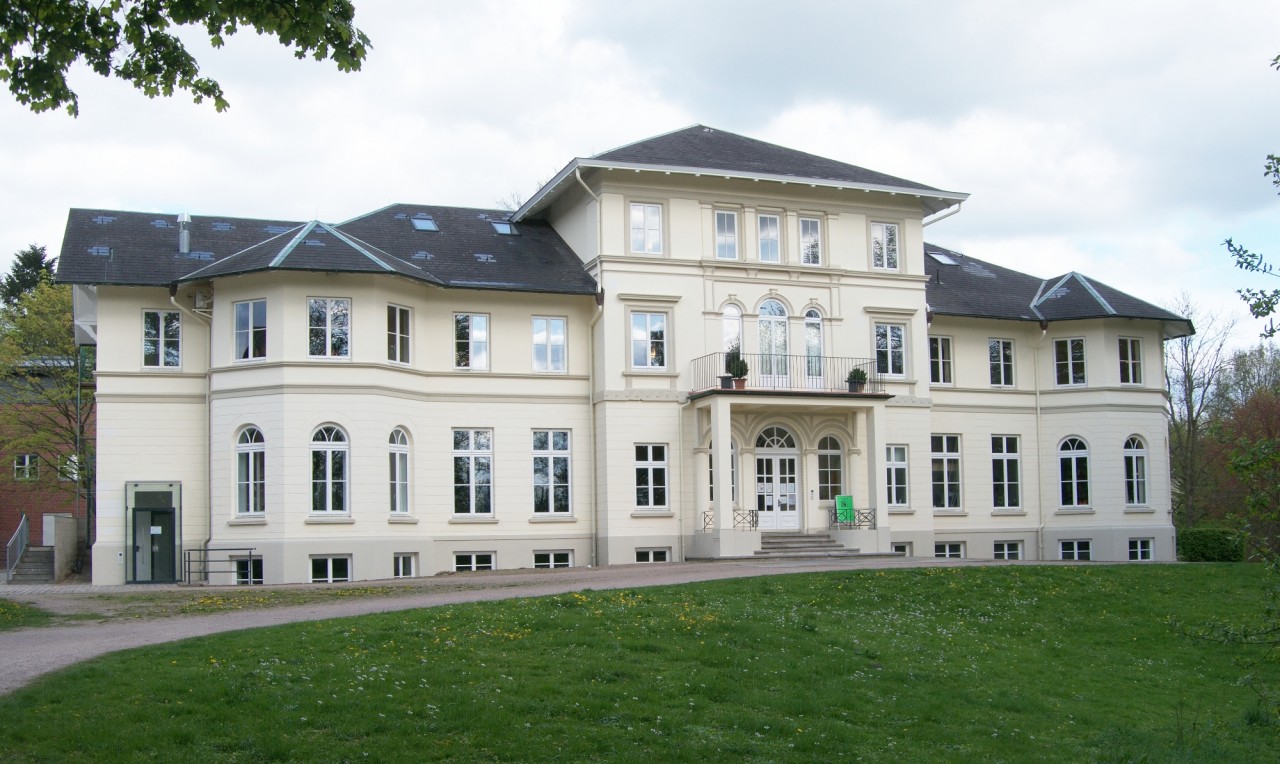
top-left (388, 515), bottom-right (419, 524)
top-left (228, 516), bottom-right (267, 525)
top-left (1055, 508), bottom-right (1095, 515)
top-left (452, 367), bottom-right (490, 373)
top-left (1124, 507), bottom-right (1155, 514)
top-left (306, 356), bottom-right (352, 362)
top-left (305, 515), bottom-right (355, 524)
top-left (631, 510), bottom-right (675, 518)
top-left (991, 510), bottom-right (1027, 516)
top-left (886, 508), bottom-right (914, 515)
top-left (449, 516), bottom-right (498, 524)
top-left (529, 515), bottom-right (577, 523)
top-left (623, 369), bottom-right (679, 378)
top-left (231, 358), bottom-right (268, 365)
top-left (933, 510), bottom-right (967, 517)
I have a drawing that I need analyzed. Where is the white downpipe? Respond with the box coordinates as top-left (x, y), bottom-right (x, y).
top-left (1034, 327), bottom-right (1047, 561)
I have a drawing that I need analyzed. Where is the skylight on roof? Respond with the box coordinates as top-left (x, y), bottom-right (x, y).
top-left (411, 214), bottom-right (438, 232)
top-left (491, 221), bottom-right (516, 235)
top-left (474, 253), bottom-right (496, 263)
top-left (928, 252), bottom-right (958, 265)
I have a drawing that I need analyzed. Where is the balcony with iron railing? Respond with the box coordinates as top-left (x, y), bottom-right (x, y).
top-left (689, 352), bottom-right (886, 395)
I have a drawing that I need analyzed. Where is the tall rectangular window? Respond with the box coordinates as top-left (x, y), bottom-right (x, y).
top-left (453, 429), bottom-right (493, 514)
top-left (871, 222), bottom-right (899, 270)
top-left (635, 444), bottom-right (667, 508)
top-left (800, 217), bottom-right (822, 265)
top-left (235, 558), bottom-right (263, 585)
top-left (931, 434), bottom-right (961, 510)
top-left (234, 300), bottom-right (266, 361)
top-left (715, 210), bottom-right (738, 260)
top-left (991, 435), bottom-right (1020, 510)
top-left (13, 453), bottom-right (37, 481)
top-left (237, 427), bottom-right (265, 514)
top-left (387, 304), bottom-right (411, 364)
top-left (143, 309), bottom-right (181, 367)
top-left (1055, 338), bottom-right (1086, 386)
top-left (308, 298), bottom-right (350, 358)
top-left (533, 430), bottom-right (571, 514)
top-left (758, 214), bottom-right (781, 263)
top-left (1119, 338), bottom-right (1143, 384)
top-left (630, 203), bottom-right (662, 254)
top-left (454, 313), bottom-right (489, 370)
top-left (532, 317), bottom-right (567, 372)
top-left (817, 437), bottom-right (843, 501)
top-left (631, 312), bottom-right (666, 369)
top-left (989, 339), bottom-right (1014, 386)
top-left (875, 323), bottom-right (906, 376)
top-left (929, 336), bottom-right (953, 384)
top-left (886, 445), bottom-right (909, 506)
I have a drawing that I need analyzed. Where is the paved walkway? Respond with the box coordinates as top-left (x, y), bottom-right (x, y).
top-left (0, 556), bottom-right (979, 696)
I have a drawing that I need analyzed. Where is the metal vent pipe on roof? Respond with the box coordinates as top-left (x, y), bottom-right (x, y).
top-left (177, 213), bottom-right (191, 254)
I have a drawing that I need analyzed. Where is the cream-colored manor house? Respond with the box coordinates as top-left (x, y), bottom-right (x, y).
top-left (58, 126), bottom-right (1190, 585)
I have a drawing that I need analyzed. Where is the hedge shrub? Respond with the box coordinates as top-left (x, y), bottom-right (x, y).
top-left (1177, 527), bottom-right (1246, 562)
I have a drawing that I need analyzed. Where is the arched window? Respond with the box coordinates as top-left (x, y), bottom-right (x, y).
top-left (1124, 436), bottom-right (1147, 506)
top-left (805, 309), bottom-right (823, 381)
top-left (818, 436), bottom-right (842, 500)
top-left (722, 305), bottom-right (742, 354)
top-left (1059, 437), bottom-right (1090, 507)
top-left (236, 427), bottom-right (265, 514)
top-left (758, 300), bottom-right (788, 379)
top-left (389, 428), bottom-right (410, 514)
top-left (708, 440), bottom-right (738, 502)
top-left (756, 426), bottom-right (796, 450)
top-left (311, 426), bottom-right (349, 513)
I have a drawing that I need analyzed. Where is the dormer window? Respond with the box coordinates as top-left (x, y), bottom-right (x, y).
top-left (411, 214), bottom-right (438, 232)
top-left (491, 221), bottom-right (516, 235)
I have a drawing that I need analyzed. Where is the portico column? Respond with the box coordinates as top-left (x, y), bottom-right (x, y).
top-left (865, 406), bottom-right (886, 532)
top-left (711, 394), bottom-right (734, 531)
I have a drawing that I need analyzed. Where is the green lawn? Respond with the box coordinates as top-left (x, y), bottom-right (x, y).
top-left (0, 598), bottom-right (49, 631)
top-left (2, 564), bottom-right (1278, 762)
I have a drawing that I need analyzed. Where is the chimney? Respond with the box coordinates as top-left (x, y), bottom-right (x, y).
top-left (177, 213), bottom-right (190, 254)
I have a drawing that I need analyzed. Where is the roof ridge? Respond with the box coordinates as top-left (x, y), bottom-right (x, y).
top-left (178, 223), bottom-right (304, 281)
top-left (1071, 273), bottom-right (1116, 315)
top-left (269, 222), bottom-right (319, 268)
top-left (588, 123), bottom-right (707, 159)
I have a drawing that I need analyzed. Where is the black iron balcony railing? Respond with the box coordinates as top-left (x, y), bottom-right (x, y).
top-left (690, 352), bottom-right (884, 395)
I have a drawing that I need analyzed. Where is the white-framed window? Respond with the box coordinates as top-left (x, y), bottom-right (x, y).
top-left (1054, 338), bottom-right (1086, 386)
top-left (307, 298), bottom-right (350, 358)
top-left (236, 427), bottom-right (265, 515)
top-left (532, 317), bottom-right (567, 372)
top-left (636, 548), bottom-right (670, 563)
top-left (533, 430), bottom-right (571, 514)
top-left (1119, 338), bottom-right (1143, 385)
top-left (891, 542), bottom-right (912, 556)
top-left (58, 455), bottom-right (79, 483)
top-left (534, 551), bottom-right (572, 569)
top-left (993, 541), bottom-right (1022, 560)
top-left (143, 309), bottom-right (181, 367)
top-left (454, 313), bottom-right (489, 370)
top-left (454, 552), bottom-right (494, 572)
top-left (387, 304), bottom-right (411, 364)
top-left (715, 210), bottom-right (738, 260)
top-left (758, 214), bottom-right (781, 263)
top-left (311, 426), bottom-right (348, 513)
top-left (631, 312), bottom-right (667, 370)
top-left (1059, 437), bottom-right (1090, 507)
top-left (1124, 436), bottom-right (1148, 506)
top-left (875, 323), bottom-right (906, 377)
top-left (800, 216), bottom-right (822, 265)
top-left (871, 222), bottom-right (899, 270)
top-left (989, 339), bottom-right (1014, 386)
top-left (707, 440), bottom-right (738, 502)
top-left (635, 444), bottom-right (668, 508)
top-left (235, 557), bottom-right (264, 585)
top-left (393, 553), bottom-right (416, 578)
top-left (310, 556), bottom-right (351, 583)
top-left (1128, 538), bottom-right (1153, 561)
top-left (991, 435), bottom-right (1020, 510)
top-left (931, 435), bottom-right (961, 510)
top-left (1060, 540), bottom-right (1091, 561)
top-left (886, 445), bottom-right (909, 506)
top-left (630, 203), bottom-right (662, 254)
top-left (805, 309), bottom-right (823, 380)
top-left (935, 542), bottom-right (964, 559)
top-left (453, 429), bottom-right (493, 515)
top-left (758, 300), bottom-right (788, 379)
top-left (818, 436), bottom-right (843, 501)
top-left (722, 304), bottom-right (742, 355)
top-left (389, 428), bottom-right (410, 514)
top-left (234, 299), bottom-right (266, 361)
top-left (929, 336), bottom-right (953, 385)
top-left (13, 453), bottom-right (37, 481)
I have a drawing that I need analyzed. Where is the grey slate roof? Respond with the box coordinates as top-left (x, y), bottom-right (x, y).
top-left (923, 243), bottom-right (1193, 337)
top-left (56, 205), bottom-right (597, 296)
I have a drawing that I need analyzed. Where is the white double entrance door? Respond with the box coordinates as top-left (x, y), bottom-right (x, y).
top-left (755, 453), bottom-right (800, 530)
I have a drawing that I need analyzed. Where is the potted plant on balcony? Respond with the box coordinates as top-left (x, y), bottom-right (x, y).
top-left (847, 367), bottom-right (867, 393)
top-left (726, 351), bottom-right (749, 390)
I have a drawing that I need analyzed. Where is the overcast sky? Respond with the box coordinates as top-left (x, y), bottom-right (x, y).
top-left (2, 0), bottom-right (1277, 344)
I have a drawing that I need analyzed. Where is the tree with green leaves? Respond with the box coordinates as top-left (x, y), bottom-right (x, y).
top-left (0, 280), bottom-right (93, 502)
top-left (1228, 54), bottom-right (1280, 337)
top-left (0, 0), bottom-right (370, 116)
top-left (1, 244), bottom-right (55, 307)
